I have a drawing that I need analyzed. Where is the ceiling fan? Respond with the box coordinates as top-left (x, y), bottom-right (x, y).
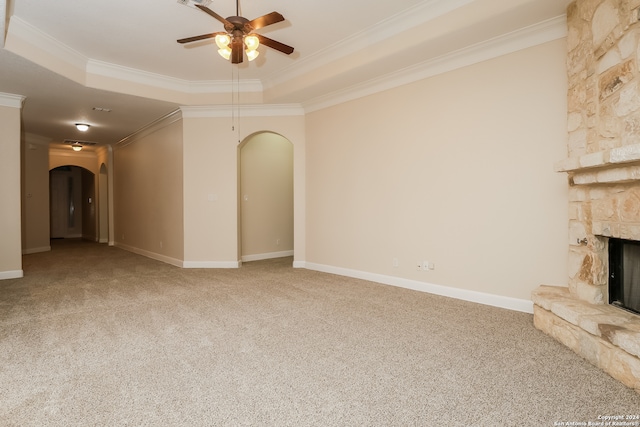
top-left (177, 1), bottom-right (294, 64)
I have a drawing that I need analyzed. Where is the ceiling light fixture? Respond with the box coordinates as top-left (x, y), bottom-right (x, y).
top-left (215, 33), bottom-right (260, 62)
top-left (75, 123), bottom-right (90, 132)
top-left (177, 0), bottom-right (294, 64)
top-left (71, 142), bottom-right (83, 152)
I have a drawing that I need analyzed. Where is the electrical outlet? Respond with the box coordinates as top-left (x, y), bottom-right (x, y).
top-left (393, 258), bottom-right (399, 268)
top-left (416, 261), bottom-right (422, 271)
top-left (422, 260), bottom-right (429, 271)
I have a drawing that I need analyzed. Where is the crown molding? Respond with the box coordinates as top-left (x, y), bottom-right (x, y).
top-left (8, 16), bottom-right (263, 95)
top-left (303, 14), bottom-right (567, 113)
top-left (263, 0), bottom-right (476, 91)
top-left (0, 92), bottom-right (25, 108)
top-left (116, 109), bottom-right (182, 148)
top-left (87, 59), bottom-right (263, 94)
top-left (180, 104), bottom-right (304, 118)
top-left (8, 16), bottom-right (87, 72)
top-left (7, 1), bottom-right (474, 101)
top-left (7, 4), bottom-right (566, 113)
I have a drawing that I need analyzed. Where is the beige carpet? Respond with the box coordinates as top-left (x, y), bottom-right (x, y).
top-left (1, 239), bottom-right (639, 426)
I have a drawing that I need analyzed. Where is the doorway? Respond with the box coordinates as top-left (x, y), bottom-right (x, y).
top-left (50, 166), bottom-right (96, 241)
top-left (239, 132), bottom-right (293, 262)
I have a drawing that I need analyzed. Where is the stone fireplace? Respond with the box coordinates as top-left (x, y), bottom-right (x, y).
top-left (532, 0), bottom-right (640, 392)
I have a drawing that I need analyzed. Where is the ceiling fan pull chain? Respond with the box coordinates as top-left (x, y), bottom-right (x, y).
top-left (231, 62), bottom-right (235, 132)
top-left (236, 66), bottom-right (241, 144)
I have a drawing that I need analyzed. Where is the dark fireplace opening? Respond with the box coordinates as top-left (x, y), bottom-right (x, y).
top-left (609, 237), bottom-right (640, 315)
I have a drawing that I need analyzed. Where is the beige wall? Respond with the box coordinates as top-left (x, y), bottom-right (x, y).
top-left (181, 117), bottom-right (240, 266)
top-left (21, 134), bottom-right (50, 254)
top-left (181, 110), bottom-right (305, 267)
top-left (81, 167), bottom-right (96, 241)
top-left (305, 40), bottom-right (569, 302)
top-left (95, 145), bottom-right (114, 245)
top-left (240, 132), bottom-right (294, 260)
top-left (0, 102), bottom-right (23, 278)
top-left (113, 114), bottom-right (184, 264)
top-left (50, 148), bottom-right (99, 173)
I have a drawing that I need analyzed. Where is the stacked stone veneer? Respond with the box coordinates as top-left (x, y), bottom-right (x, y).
top-left (533, 0), bottom-right (640, 393)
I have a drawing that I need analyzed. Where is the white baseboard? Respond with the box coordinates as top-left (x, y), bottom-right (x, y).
top-left (0, 270), bottom-right (24, 280)
top-left (241, 250), bottom-right (294, 262)
top-left (114, 242), bottom-right (240, 268)
top-left (22, 246), bottom-right (51, 255)
top-left (115, 242), bottom-right (183, 268)
top-left (99, 238), bottom-right (109, 244)
top-left (302, 262), bottom-right (534, 314)
top-left (183, 260), bottom-right (240, 268)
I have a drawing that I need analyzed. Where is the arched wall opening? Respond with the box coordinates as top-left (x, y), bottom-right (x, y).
top-left (238, 131), bottom-right (294, 263)
top-left (49, 165), bottom-right (96, 242)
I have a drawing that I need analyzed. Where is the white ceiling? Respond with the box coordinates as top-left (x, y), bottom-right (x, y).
top-left (0, 0), bottom-right (572, 148)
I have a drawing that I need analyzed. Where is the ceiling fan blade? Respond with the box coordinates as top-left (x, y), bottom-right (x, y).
top-left (255, 34), bottom-right (294, 55)
top-left (195, 5), bottom-right (233, 27)
top-left (248, 12), bottom-right (284, 30)
top-left (231, 39), bottom-right (244, 64)
top-left (177, 32), bottom-right (224, 44)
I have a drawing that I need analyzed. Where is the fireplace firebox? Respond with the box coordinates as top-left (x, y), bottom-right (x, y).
top-left (609, 237), bottom-right (640, 315)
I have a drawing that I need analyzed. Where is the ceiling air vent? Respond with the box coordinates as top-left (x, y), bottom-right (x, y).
top-left (177, 0), bottom-right (213, 8)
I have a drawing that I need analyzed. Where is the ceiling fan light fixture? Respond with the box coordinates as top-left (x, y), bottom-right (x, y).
top-left (244, 34), bottom-right (259, 51)
top-left (75, 123), bottom-right (90, 132)
top-left (71, 143), bottom-right (83, 152)
top-left (246, 49), bottom-right (259, 61)
top-left (218, 47), bottom-right (232, 60)
top-left (215, 33), bottom-right (231, 49)
top-left (177, 4), bottom-right (294, 63)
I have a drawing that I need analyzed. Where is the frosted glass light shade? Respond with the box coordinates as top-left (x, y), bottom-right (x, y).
top-left (244, 35), bottom-right (259, 51)
top-left (215, 34), bottom-right (231, 49)
top-left (218, 47), bottom-right (232, 60)
top-left (246, 49), bottom-right (259, 61)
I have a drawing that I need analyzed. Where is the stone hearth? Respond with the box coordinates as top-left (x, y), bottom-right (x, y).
top-left (533, 286), bottom-right (640, 391)
top-left (532, 0), bottom-right (640, 393)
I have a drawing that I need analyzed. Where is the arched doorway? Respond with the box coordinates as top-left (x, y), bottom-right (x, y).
top-left (239, 132), bottom-right (294, 262)
top-left (49, 165), bottom-right (97, 241)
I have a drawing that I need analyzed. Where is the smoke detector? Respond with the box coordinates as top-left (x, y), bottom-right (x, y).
top-left (177, 0), bottom-right (213, 8)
